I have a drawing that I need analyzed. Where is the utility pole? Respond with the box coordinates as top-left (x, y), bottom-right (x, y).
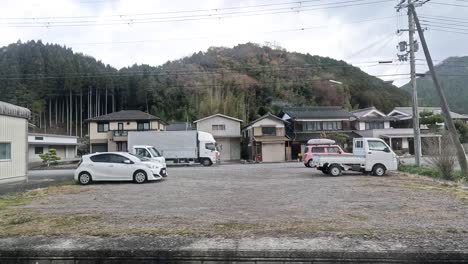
top-left (396, 0), bottom-right (422, 166)
top-left (410, 5), bottom-right (468, 176)
top-left (407, 0), bottom-right (422, 166)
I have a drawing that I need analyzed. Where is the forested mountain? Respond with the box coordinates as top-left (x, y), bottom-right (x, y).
top-left (401, 56), bottom-right (468, 114)
top-left (0, 41), bottom-right (410, 137)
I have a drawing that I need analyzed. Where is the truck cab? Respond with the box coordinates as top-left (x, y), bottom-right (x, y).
top-left (130, 145), bottom-right (167, 169)
top-left (312, 138), bottom-right (398, 176)
top-left (197, 131), bottom-right (220, 166)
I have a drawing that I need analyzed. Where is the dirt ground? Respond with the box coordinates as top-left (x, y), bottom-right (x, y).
top-left (2, 163), bottom-right (467, 243)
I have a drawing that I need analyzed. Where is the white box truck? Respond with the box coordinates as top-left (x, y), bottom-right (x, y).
top-left (311, 137), bottom-right (398, 176)
top-left (128, 130), bottom-right (219, 166)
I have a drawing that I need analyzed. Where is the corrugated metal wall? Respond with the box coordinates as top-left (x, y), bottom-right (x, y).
top-left (0, 115), bottom-right (27, 182)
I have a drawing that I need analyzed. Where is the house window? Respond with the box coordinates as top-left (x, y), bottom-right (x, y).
top-left (137, 122), bottom-right (150, 131)
top-left (262, 127), bottom-right (276, 136)
top-left (35, 147), bottom-right (43, 154)
top-left (118, 123), bottom-right (124, 131)
top-left (322, 121), bottom-right (342, 131)
top-left (303, 121), bottom-right (321, 131)
top-left (365, 122), bottom-right (384, 130)
top-left (35, 136), bottom-right (44, 140)
top-left (97, 123), bottom-right (109, 132)
top-left (0, 143), bottom-right (11, 160)
top-left (212, 124), bottom-right (226, 131)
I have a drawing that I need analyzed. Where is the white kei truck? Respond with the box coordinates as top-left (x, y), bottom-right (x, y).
top-left (128, 130), bottom-right (219, 166)
top-left (128, 145), bottom-right (167, 171)
top-left (311, 137), bottom-right (398, 176)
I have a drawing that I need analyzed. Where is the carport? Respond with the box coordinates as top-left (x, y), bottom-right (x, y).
top-left (380, 133), bottom-right (441, 155)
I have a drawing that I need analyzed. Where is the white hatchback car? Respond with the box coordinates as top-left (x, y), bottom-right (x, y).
top-left (74, 152), bottom-right (167, 185)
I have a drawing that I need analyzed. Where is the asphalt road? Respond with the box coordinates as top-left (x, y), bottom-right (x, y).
top-left (0, 169), bottom-right (74, 195)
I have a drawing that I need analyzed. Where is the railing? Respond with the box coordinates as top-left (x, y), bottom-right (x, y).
top-left (113, 131), bottom-right (128, 137)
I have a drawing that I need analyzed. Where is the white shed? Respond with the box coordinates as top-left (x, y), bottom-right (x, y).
top-left (0, 101), bottom-right (30, 184)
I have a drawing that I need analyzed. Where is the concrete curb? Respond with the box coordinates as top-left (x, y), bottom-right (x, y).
top-left (0, 236), bottom-right (467, 263)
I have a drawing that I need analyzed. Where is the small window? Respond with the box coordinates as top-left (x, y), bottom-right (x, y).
top-left (97, 123), bottom-right (109, 132)
top-left (137, 122), bottom-right (150, 131)
top-left (136, 148), bottom-right (151, 158)
top-left (326, 147), bottom-right (341, 153)
top-left (109, 154), bottom-right (129, 163)
top-left (212, 124), bottom-right (226, 131)
top-left (368, 140), bottom-right (388, 151)
top-left (0, 143), bottom-right (11, 160)
top-left (355, 140), bottom-right (363, 148)
top-left (311, 147), bottom-right (326, 153)
top-left (261, 127), bottom-right (276, 136)
top-left (35, 147), bottom-right (43, 154)
top-left (118, 123), bottom-right (124, 131)
top-left (205, 143), bottom-right (216, 151)
top-left (90, 154), bottom-right (111, 163)
top-left (35, 136), bottom-right (44, 140)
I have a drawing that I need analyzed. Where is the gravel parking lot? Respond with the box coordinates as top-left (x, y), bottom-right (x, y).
top-left (12, 163), bottom-right (468, 241)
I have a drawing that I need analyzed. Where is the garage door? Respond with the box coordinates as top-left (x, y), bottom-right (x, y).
top-left (261, 143), bottom-right (285, 162)
top-left (91, 144), bottom-right (108, 153)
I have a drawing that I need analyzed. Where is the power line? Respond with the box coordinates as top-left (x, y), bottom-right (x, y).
top-left (0, 0), bottom-right (395, 27)
top-left (428, 1), bottom-right (468, 7)
top-left (61, 16), bottom-right (394, 46)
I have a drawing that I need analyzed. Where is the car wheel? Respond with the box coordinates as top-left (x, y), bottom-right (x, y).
top-left (307, 160), bottom-right (314, 168)
top-left (202, 159), bottom-right (212, 166)
top-left (328, 164), bottom-right (342, 177)
top-left (372, 164), bottom-right (386, 176)
top-left (78, 172), bottom-right (92, 185)
top-left (133, 170), bottom-right (147, 184)
top-left (304, 163), bottom-right (310, 168)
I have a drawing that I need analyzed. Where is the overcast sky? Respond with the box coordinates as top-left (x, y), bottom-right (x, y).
top-left (0, 0), bottom-right (466, 86)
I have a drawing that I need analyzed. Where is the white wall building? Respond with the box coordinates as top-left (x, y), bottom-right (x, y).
top-left (194, 114), bottom-right (243, 161)
top-left (0, 101), bottom-right (30, 184)
top-left (28, 133), bottom-right (78, 162)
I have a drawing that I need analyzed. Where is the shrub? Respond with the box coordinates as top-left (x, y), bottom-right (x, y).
top-left (38, 148), bottom-right (61, 167)
top-left (423, 135), bottom-right (457, 181)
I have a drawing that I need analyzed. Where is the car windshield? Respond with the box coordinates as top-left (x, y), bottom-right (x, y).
top-left (148, 147), bottom-right (161, 157)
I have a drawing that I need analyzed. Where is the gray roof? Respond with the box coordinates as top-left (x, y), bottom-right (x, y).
top-left (392, 107), bottom-right (468, 119)
top-left (86, 110), bottom-right (164, 122)
top-left (281, 107), bottom-right (353, 119)
top-left (193, 113), bottom-right (243, 123)
top-left (244, 113), bottom-right (287, 130)
top-left (165, 122), bottom-right (194, 131)
top-left (0, 101), bottom-right (30, 119)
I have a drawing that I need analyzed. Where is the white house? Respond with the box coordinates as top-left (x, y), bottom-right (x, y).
top-left (0, 101), bottom-right (30, 184)
top-left (194, 114), bottom-right (243, 161)
top-left (242, 113), bottom-right (289, 162)
top-left (351, 107), bottom-right (392, 131)
top-left (28, 133), bottom-right (78, 162)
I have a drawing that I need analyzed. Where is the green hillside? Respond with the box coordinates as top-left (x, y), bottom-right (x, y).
top-left (0, 41), bottom-right (410, 135)
top-left (401, 56), bottom-right (468, 114)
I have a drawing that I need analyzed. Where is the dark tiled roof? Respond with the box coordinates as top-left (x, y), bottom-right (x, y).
top-left (243, 113), bottom-right (287, 130)
top-left (165, 122), bottom-right (194, 131)
top-left (281, 107), bottom-right (353, 119)
top-left (86, 110), bottom-right (162, 122)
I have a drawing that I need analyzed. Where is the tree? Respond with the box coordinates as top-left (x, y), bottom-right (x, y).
top-left (39, 148), bottom-right (61, 167)
top-left (454, 120), bottom-right (468, 144)
top-left (419, 111), bottom-right (444, 131)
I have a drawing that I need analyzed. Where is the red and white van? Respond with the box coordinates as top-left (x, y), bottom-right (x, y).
top-left (303, 139), bottom-right (349, 167)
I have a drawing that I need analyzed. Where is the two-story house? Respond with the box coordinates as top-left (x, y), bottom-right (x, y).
top-left (86, 110), bottom-right (166, 153)
top-left (279, 107), bottom-right (356, 159)
top-left (194, 114), bottom-right (242, 161)
top-left (242, 113), bottom-right (289, 162)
